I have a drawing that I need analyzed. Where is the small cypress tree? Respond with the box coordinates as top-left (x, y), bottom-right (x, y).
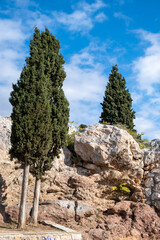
top-left (100, 65), bottom-right (135, 129)
top-left (9, 27), bottom-right (69, 228)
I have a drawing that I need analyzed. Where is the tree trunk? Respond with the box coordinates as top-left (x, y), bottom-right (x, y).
top-left (31, 177), bottom-right (41, 225)
top-left (18, 164), bottom-right (30, 229)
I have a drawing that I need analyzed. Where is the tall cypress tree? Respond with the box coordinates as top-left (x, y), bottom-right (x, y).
top-left (100, 65), bottom-right (135, 129)
top-left (9, 27), bottom-right (69, 228)
top-left (30, 28), bottom-right (69, 225)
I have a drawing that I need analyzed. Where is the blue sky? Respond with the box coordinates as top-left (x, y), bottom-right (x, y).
top-left (0, 0), bottom-right (160, 140)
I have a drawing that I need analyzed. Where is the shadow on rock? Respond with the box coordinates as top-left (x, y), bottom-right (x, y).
top-left (0, 173), bottom-right (11, 223)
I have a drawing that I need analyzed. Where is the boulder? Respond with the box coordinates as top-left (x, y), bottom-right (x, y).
top-left (75, 124), bottom-right (144, 196)
top-left (75, 124), bottom-right (143, 169)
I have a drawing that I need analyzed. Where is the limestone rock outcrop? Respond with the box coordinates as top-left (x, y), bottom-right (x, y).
top-left (0, 122), bottom-right (145, 211)
top-left (143, 139), bottom-right (160, 212)
top-left (7, 199), bottom-right (160, 239)
top-left (150, 139), bottom-right (160, 151)
top-left (1, 116), bottom-right (160, 239)
top-left (0, 116), bottom-right (11, 150)
top-left (75, 124), bottom-right (144, 199)
top-left (84, 201), bottom-right (160, 240)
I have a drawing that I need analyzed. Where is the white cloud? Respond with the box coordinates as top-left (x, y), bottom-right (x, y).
top-left (82, 39), bottom-right (109, 53)
top-left (63, 48), bottom-right (107, 124)
top-left (64, 51), bottom-right (106, 102)
top-left (0, 57), bottom-right (20, 84)
top-left (0, 19), bottom-right (27, 86)
top-left (132, 30), bottom-right (160, 95)
top-left (77, 0), bottom-right (108, 13)
top-left (137, 101), bottom-right (160, 120)
top-left (0, 10), bottom-right (56, 118)
top-left (130, 30), bottom-right (160, 140)
top-left (134, 116), bottom-right (160, 140)
top-left (95, 12), bottom-right (107, 22)
top-left (134, 117), bottom-right (154, 133)
top-left (114, 12), bottom-right (132, 26)
top-left (0, 20), bottom-right (26, 43)
top-left (68, 101), bottom-right (101, 125)
top-left (0, 19), bottom-right (28, 117)
top-left (133, 98), bottom-right (160, 140)
top-left (64, 64), bottom-right (105, 102)
top-left (131, 91), bottom-right (143, 104)
top-left (151, 130), bottom-right (160, 140)
top-left (27, 11), bottom-right (53, 29)
top-left (69, 52), bottom-right (95, 67)
top-left (0, 85), bottom-right (12, 116)
top-left (53, 10), bottom-right (93, 32)
top-left (53, 0), bottom-right (107, 33)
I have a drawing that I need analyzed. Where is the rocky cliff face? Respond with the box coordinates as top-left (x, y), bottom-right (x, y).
top-left (143, 139), bottom-right (160, 213)
top-left (75, 124), bottom-right (144, 200)
top-left (0, 116), bottom-right (160, 239)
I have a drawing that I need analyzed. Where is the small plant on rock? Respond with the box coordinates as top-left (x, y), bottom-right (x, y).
top-left (66, 121), bottom-right (83, 167)
top-left (112, 183), bottom-right (131, 195)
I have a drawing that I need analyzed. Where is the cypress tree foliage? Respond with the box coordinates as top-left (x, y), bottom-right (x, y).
top-left (100, 65), bottom-right (135, 129)
top-left (9, 27), bottom-right (69, 227)
top-left (31, 28), bottom-right (69, 225)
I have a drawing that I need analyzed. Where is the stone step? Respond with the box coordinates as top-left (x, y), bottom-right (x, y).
top-left (0, 232), bottom-right (81, 240)
top-left (0, 221), bottom-right (81, 240)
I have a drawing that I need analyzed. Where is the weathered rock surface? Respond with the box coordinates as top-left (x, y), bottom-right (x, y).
top-left (75, 124), bottom-right (144, 199)
top-left (75, 124), bottom-right (144, 169)
top-left (6, 200), bottom-right (160, 240)
top-left (84, 201), bottom-right (160, 240)
top-left (143, 139), bottom-right (160, 212)
top-left (150, 139), bottom-right (160, 151)
top-left (0, 116), bottom-right (11, 150)
top-left (0, 122), bottom-right (145, 211)
top-left (1, 116), bottom-right (160, 239)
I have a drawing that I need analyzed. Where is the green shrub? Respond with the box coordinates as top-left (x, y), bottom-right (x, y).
top-left (79, 124), bottom-right (88, 130)
top-left (66, 131), bottom-right (78, 153)
top-left (66, 121), bottom-right (87, 152)
top-left (102, 121), bottom-right (111, 125)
